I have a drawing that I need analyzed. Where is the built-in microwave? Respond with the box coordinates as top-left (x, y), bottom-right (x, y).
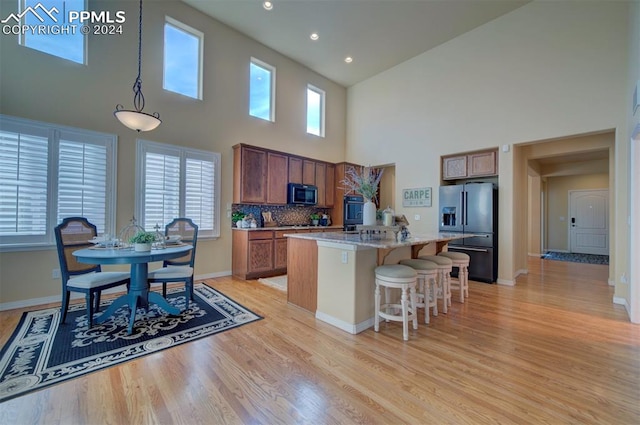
top-left (287, 183), bottom-right (318, 205)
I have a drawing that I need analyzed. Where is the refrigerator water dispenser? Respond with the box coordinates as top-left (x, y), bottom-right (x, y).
top-left (442, 207), bottom-right (457, 226)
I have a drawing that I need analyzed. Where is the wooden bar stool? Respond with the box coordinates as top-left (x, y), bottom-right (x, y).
top-left (438, 251), bottom-right (470, 303)
top-left (418, 255), bottom-right (453, 313)
top-left (374, 264), bottom-right (418, 341)
top-left (399, 259), bottom-right (439, 323)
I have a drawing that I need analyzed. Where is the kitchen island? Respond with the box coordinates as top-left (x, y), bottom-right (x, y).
top-left (286, 231), bottom-right (473, 334)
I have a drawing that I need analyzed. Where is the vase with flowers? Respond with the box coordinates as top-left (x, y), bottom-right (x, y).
top-left (340, 166), bottom-right (383, 226)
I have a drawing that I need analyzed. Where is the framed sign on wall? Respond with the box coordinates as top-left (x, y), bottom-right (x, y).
top-left (402, 187), bottom-right (432, 207)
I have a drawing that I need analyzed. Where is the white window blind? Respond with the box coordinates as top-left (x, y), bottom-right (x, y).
top-left (0, 114), bottom-right (117, 250)
top-left (185, 157), bottom-right (215, 232)
top-left (0, 131), bottom-right (49, 237)
top-left (136, 140), bottom-right (220, 238)
top-left (143, 152), bottom-right (181, 228)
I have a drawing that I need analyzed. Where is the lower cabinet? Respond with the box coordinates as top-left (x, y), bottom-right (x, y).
top-left (232, 230), bottom-right (288, 280)
top-left (274, 235), bottom-right (288, 270)
top-left (232, 228), bottom-right (338, 280)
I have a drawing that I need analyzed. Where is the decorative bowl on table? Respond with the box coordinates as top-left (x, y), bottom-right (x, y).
top-left (165, 235), bottom-right (182, 245)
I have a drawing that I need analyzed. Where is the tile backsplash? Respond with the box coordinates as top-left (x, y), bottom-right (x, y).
top-left (232, 204), bottom-right (332, 227)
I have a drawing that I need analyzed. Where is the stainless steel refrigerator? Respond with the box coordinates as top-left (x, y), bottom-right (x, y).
top-left (439, 182), bottom-right (498, 283)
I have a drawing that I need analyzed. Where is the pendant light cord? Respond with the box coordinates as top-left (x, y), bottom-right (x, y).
top-left (132, 0), bottom-right (145, 113)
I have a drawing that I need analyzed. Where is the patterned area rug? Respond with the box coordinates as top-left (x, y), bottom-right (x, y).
top-left (0, 283), bottom-right (262, 402)
top-left (542, 251), bottom-right (609, 265)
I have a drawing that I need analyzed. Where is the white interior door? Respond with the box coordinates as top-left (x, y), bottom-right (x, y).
top-left (569, 189), bottom-right (609, 255)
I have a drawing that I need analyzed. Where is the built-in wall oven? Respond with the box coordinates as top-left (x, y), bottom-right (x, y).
top-left (343, 195), bottom-right (364, 231)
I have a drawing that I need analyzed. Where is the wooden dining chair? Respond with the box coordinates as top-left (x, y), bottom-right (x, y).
top-left (148, 218), bottom-right (198, 310)
top-left (54, 217), bottom-right (130, 327)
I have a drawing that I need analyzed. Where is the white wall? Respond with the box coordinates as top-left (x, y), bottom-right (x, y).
top-left (347, 1), bottom-right (629, 290)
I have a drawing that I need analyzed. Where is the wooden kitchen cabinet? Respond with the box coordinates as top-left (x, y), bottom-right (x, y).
top-left (442, 155), bottom-right (467, 180)
top-left (442, 149), bottom-right (498, 180)
top-left (233, 230), bottom-right (274, 279)
top-left (315, 162), bottom-right (326, 206)
top-left (288, 157), bottom-right (303, 184)
top-left (468, 151), bottom-right (497, 177)
top-left (233, 229), bottom-right (291, 279)
top-left (234, 143), bottom-right (342, 210)
top-left (302, 160), bottom-right (316, 185)
top-left (233, 144), bottom-right (267, 204)
top-left (267, 152), bottom-right (288, 204)
top-left (274, 238), bottom-right (288, 270)
top-left (325, 163), bottom-right (335, 207)
top-left (248, 239), bottom-right (274, 274)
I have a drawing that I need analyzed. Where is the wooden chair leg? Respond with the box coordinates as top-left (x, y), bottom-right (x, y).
top-left (401, 287), bottom-right (409, 341)
top-left (374, 283), bottom-right (381, 332)
top-left (410, 286), bottom-right (418, 330)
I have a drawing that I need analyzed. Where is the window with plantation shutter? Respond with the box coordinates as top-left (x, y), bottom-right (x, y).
top-left (0, 115), bottom-right (117, 250)
top-left (136, 140), bottom-right (220, 238)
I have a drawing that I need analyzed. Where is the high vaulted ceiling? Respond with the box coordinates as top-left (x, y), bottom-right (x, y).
top-left (182, 0), bottom-right (529, 87)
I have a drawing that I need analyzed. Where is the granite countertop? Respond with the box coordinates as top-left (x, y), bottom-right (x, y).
top-left (285, 231), bottom-right (476, 249)
top-left (232, 225), bottom-right (343, 231)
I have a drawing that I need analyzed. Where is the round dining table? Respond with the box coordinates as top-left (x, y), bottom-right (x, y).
top-left (73, 244), bottom-right (193, 334)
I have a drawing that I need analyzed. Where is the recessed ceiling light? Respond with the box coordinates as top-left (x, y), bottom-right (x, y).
top-left (263, 1), bottom-right (273, 11)
top-left (344, 56), bottom-right (353, 63)
top-left (310, 33), bottom-right (319, 41)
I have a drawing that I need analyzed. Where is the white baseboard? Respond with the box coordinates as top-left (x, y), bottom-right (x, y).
top-left (608, 279), bottom-right (615, 286)
top-left (195, 271), bottom-right (231, 280)
top-left (528, 252), bottom-right (542, 257)
top-left (612, 296), bottom-right (628, 308)
top-left (0, 271), bottom-right (233, 312)
top-left (315, 310), bottom-right (373, 334)
top-left (496, 278), bottom-right (515, 286)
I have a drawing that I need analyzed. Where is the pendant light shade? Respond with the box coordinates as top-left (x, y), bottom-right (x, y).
top-left (114, 108), bottom-right (161, 132)
top-left (114, 0), bottom-right (160, 132)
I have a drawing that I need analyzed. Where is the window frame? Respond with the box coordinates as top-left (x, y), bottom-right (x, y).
top-left (0, 114), bottom-right (117, 251)
top-left (306, 84), bottom-right (326, 137)
top-left (135, 139), bottom-right (221, 239)
top-left (249, 57), bottom-right (276, 122)
top-left (163, 16), bottom-right (204, 100)
top-left (18, 0), bottom-right (88, 65)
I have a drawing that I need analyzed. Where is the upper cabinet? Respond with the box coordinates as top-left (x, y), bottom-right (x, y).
top-left (233, 145), bottom-right (267, 204)
top-left (266, 152), bottom-right (288, 204)
top-left (288, 157), bottom-right (303, 184)
top-left (442, 149), bottom-right (498, 180)
top-left (303, 160), bottom-right (316, 185)
top-left (233, 144), bottom-right (339, 207)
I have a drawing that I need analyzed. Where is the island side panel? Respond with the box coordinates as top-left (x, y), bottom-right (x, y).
top-left (316, 242), bottom-right (377, 334)
top-left (287, 237), bottom-right (318, 312)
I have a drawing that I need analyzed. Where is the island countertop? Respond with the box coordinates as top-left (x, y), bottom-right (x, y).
top-left (232, 225), bottom-right (343, 231)
top-left (285, 231), bottom-right (477, 249)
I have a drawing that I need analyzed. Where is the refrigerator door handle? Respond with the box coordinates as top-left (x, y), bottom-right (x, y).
top-left (450, 246), bottom-right (489, 253)
top-left (460, 191), bottom-right (465, 227)
top-left (464, 191), bottom-right (468, 226)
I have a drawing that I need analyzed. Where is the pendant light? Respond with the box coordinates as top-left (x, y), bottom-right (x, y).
top-left (114, 0), bottom-right (161, 132)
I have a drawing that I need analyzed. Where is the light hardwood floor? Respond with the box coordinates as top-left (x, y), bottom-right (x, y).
top-left (0, 257), bottom-right (638, 424)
